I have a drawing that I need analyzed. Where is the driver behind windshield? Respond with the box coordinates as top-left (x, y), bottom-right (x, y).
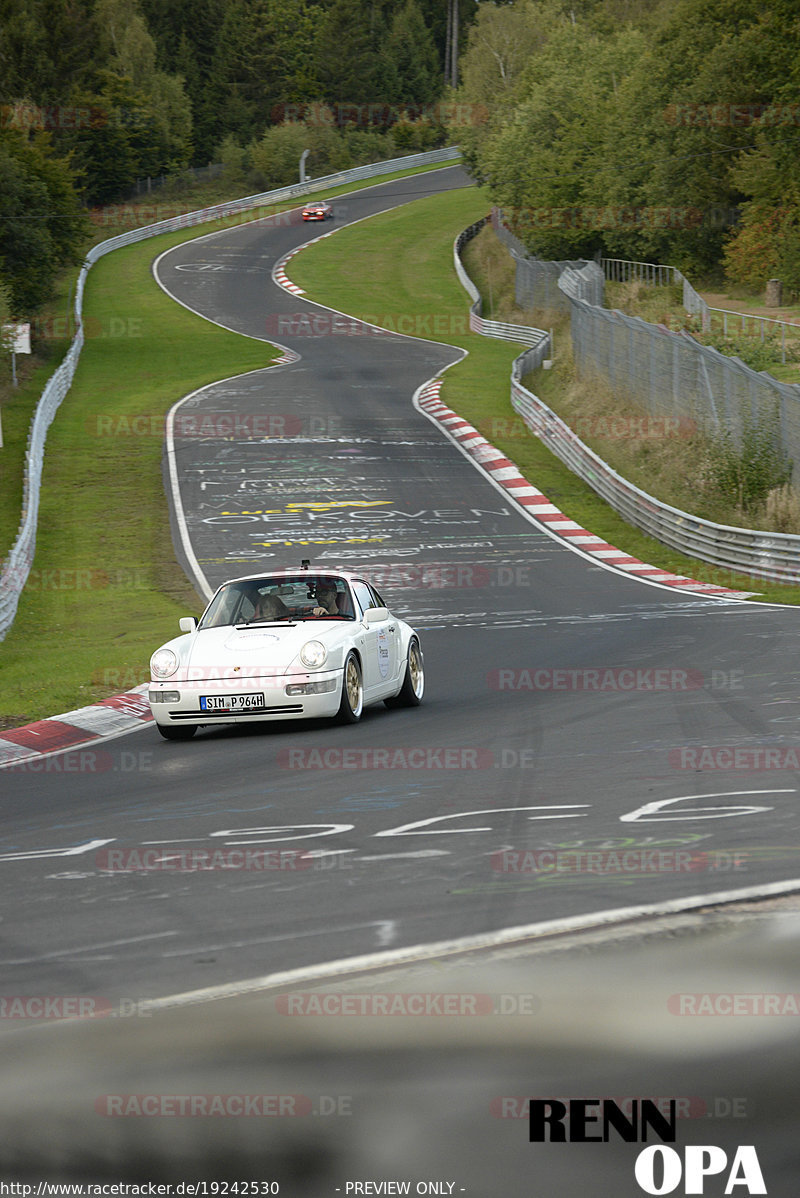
top-left (312, 582), bottom-right (339, 616)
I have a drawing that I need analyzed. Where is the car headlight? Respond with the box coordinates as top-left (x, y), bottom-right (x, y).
top-left (300, 640), bottom-right (327, 669)
top-left (150, 648), bottom-right (179, 679)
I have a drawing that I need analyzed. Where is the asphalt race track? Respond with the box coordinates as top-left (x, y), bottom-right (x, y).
top-left (3, 165), bottom-right (800, 1193)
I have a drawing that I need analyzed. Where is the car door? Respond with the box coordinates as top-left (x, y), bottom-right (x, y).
top-left (351, 579), bottom-right (398, 698)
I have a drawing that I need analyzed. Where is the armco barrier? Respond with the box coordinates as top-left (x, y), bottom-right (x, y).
top-left (453, 219), bottom-right (550, 353)
top-left (0, 147), bottom-right (460, 640)
top-left (456, 217), bottom-right (800, 585)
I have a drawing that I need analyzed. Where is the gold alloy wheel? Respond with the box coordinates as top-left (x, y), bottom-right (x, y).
top-left (408, 642), bottom-right (423, 696)
top-left (345, 656), bottom-right (362, 714)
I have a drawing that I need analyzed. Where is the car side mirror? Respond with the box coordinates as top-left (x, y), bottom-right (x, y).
top-left (364, 607), bottom-right (389, 624)
top-left (179, 617), bottom-right (197, 632)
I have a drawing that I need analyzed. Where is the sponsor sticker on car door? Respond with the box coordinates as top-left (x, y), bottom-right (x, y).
top-left (376, 627), bottom-right (390, 679)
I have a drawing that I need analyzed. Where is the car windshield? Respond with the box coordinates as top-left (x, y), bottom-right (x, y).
top-left (198, 575), bottom-right (356, 629)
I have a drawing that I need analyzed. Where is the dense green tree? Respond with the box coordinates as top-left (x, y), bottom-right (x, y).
top-left (483, 18), bottom-right (645, 259)
top-left (384, 0), bottom-right (441, 106)
top-left (416, 0), bottom-right (478, 82)
top-left (209, 0), bottom-right (323, 145)
top-left (710, 4), bottom-right (800, 291)
top-left (249, 110), bottom-right (352, 188)
top-left (0, 131), bottom-right (87, 312)
top-left (453, 0), bottom-right (800, 278)
top-left (454, 0), bottom-right (563, 178)
top-left (51, 0), bottom-right (193, 203)
top-left (96, 0), bottom-right (193, 160)
top-left (139, 0), bottom-right (235, 161)
top-left (315, 0), bottom-right (392, 107)
top-left (591, 0), bottom-right (779, 269)
top-left (0, 0), bottom-right (97, 102)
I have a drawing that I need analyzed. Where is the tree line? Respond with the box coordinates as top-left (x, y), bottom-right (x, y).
top-left (454, 0), bottom-right (800, 295)
top-left (0, 0), bottom-right (477, 315)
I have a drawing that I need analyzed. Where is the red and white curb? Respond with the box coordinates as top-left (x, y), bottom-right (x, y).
top-left (273, 229), bottom-right (339, 298)
top-left (417, 380), bottom-right (755, 600)
top-left (274, 257), bottom-right (305, 296)
top-left (0, 686), bottom-right (153, 770)
top-left (272, 347), bottom-right (300, 366)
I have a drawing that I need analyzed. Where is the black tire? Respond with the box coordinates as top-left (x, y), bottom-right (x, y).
top-left (156, 723), bottom-right (197, 741)
top-left (385, 638), bottom-right (424, 709)
top-left (336, 652), bottom-right (363, 724)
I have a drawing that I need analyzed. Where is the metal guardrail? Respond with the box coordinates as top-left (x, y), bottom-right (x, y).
top-left (456, 217), bottom-right (800, 585)
top-left (600, 257), bottom-right (710, 329)
top-left (0, 147), bottom-right (461, 640)
top-left (453, 219), bottom-right (550, 353)
top-left (602, 258), bottom-right (680, 287)
top-left (706, 307), bottom-right (800, 366)
top-left (601, 255), bottom-right (800, 365)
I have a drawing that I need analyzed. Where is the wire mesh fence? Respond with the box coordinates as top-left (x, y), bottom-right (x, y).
top-left (456, 216), bottom-right (800, 585)
top-left (490, 210), bottom-right (600, 312)
top-left (491, 208), bottom-right (800, 479)
top-left (566, 296), bottom-right (800, 469)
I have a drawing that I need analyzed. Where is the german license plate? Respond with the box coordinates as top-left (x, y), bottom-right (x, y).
top-left (200, 693), bottom-right (266, 711)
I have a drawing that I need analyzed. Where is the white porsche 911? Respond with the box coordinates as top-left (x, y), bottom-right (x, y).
top-left (148, 566), bottom-right (424, 740)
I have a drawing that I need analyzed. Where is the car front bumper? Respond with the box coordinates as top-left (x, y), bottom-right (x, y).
top-left (148, 669), bottom-right (342, 727)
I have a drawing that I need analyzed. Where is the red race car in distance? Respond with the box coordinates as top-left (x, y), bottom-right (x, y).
top-left (302, 201), bottom-right (333, 221)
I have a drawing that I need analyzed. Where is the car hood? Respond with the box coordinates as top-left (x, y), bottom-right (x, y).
top-left (180, 622), bottom-right (342, 679)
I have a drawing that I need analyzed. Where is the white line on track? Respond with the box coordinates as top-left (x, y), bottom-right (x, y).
top-left (3, 931), bottom-right (178, 967)
top-left (356, 850), bottom-right (451, 861)
top-left (159, 920), bottom-right (400, 958)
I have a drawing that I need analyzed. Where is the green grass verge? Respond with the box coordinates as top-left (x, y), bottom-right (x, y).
top-left (289, 188), bottom-right (800, 606)
top-left (0, 160), bottom-right (462, 728)
top-left (0, 232), bottom-right (281, 727)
